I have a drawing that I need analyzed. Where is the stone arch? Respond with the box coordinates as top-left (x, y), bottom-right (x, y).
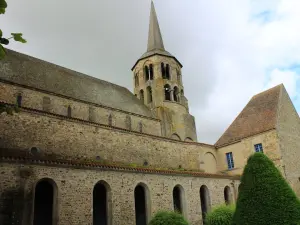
top-left (33, 178), bottom-right (58, 225)
top-left (171, 133), bottom-right (181, 141)
top-left (140, 89), bottom-right (144, 103)
top-left (164, 84), bottom-right (171, 101)
top-left (146, 86), bottom-right (152, 103)
top-left (200, 185), bottom-right (211, 224)
top-left (202, 152), bottom-right (217, 174)
top-left (16, 93), bottom-right (22, 107)
top-left (172, 185), bottom-right (186, 215)
top-left (93, 180), bottom-right (112, 225)
top-left (185, 137), bottom-right (193, 142)
top-left (173, 86), bottom-right (179, 102)
top-left (134, 182), bottom-right (151, 225)
top-left (224, 186), bottom-right (232, 205)
top-left (125, 115), bottom-right (132, 130)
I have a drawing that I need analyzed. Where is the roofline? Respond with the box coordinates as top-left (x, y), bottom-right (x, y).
top-left (0, 154), bottom-right (240, 180)
top-left (131, 53), bottom-right (183, 71)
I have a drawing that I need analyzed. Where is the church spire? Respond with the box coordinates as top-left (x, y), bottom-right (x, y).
top-left (147, 1), bottom-right (165, 51)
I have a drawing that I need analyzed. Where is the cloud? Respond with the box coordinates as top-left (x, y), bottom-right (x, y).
top-left (2, 0), bottom-right (300, 144)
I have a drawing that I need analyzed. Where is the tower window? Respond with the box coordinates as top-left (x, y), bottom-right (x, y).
top-left (149, 64), bottom-right (154, 80)
top-left (135, 74), bottom-right (139, 87)
top-left (161, 63), bottom-right (166, 79)
top-left (16, 94), bottom-right (22, 107)
top-left (254, 143), bottom-right (263, 153)
top-left (146, 86), bottom-right (152, 103)
top-left (144, 66), bottom-right (149, 81)
top-left (140, 89), bottom-right (144, 103)
top-left (166, 64), bottom-right (170, 80)
top-left (173, 86), bottom-right (179, 102)
top-left (164, 84), bottom-right (171, 101)
top-left (226, 152), bottom-right (234, 170)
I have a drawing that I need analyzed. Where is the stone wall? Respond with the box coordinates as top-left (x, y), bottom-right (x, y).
top-left (0, 81), bottom-right (161, 136)
top-left (0, 109), bottom-right (215, 171)
top-left (0, 162), bottom-right (239, 225)
top-left (216, 130), bottom-right (283, 176)
top-left (276, 86), bottom-right (300, 195)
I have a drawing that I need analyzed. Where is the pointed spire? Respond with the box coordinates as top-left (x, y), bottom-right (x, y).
top-left (147, 1), bottom-right (165, 51)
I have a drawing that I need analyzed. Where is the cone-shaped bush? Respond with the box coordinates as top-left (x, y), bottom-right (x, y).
top-left (232, 153), bottom-right (300, 225)
top-left (149, 211), bottom-right (189, 225)
top-left (205, 204), bottom-right (235, 225)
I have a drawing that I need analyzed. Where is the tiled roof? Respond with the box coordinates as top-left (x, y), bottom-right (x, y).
top-left (215, 85), bottom-right (282, 147)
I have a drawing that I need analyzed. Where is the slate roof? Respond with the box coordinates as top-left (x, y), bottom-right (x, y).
top-left (215, 84), bottom-right (282, 147)
top-left (0, 49), bottom-right (155, 118)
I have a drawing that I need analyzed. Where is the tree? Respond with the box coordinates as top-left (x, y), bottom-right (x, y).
top-left (232, 152), bottom-right (300, 225)
top-left (149, 211), bottom-right (189, 225)
top-left (0, 0), bottom-right (26, 60)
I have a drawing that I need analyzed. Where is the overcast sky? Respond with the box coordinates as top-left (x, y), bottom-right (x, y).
top-left (3, 0), bottom-right (300, 144)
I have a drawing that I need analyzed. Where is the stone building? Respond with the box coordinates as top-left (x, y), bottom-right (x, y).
top-left (1, 1), bottom-right (300, 225)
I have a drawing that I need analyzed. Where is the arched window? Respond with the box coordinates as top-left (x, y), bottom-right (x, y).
top-left (139, 122), bottom-right (143, 133)
top-left (164, 84), bottom-right (171, 101)
top-left (181, 89), bottom-right (184, 96)
top-left (185, 137), bottom-right (193, 142)
top-left (224, 186), bottom-right (232, 205)
top-left (140, 90), bottom-right (144, 103)
top-left (16, 93), bottom-right (22, 107)
top-left (134, 184), bottom-right (150, 225)
top-left (166, 64), bottom-right (170, 80)
top-left (200, 185), bottom-right (211, 224)
top-left (146, 86), bottom-right (152, 103)
top-left (173, 185), bottom-right (185, 214)
top-left (33, 179), bottom-right (57, 225)
top-left (93, 181), bottom-right (112, 225)
top-left (144, 66), bottom-right (149, 81)
top-left (173, 86), bottom-right (179, 102)
top-left (135, 74), bottom-right (139, 87)
top-left (161, 63), bottom-right (166, 79)
top-left (149, 64), bottom-right (154, 80)
top-left (171, 133), bottom-right (181, 140)
top-left (67, 105), bottom-right (72, 117)
top-left (125, 115), bottom-right (131, 130)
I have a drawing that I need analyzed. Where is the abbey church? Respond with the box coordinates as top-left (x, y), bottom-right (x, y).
top-left (1, 2), bottom-right (300, 225)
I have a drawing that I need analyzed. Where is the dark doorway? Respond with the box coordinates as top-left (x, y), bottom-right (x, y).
top-left (134, 185), bottom-right (147, 225)
top-left (200, 185), bottom-right (210, 225)
top-left (17, 94), bottom-right (22, 107)
top-left (33, 179), bottom-right (54, 225)
top-left (173, 186), bottom-right (182, 213)
top-left (93, 182), bottom-right (108, 225)
top-left (224, 186), bottom-right (231, 205)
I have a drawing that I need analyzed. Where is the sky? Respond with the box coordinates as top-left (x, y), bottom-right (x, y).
top-left (2, 0), bottom-right (300, 144)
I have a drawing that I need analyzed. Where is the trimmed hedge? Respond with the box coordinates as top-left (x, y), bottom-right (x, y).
top-left (232, 153), bottom-right (300, 225)
top-left (149, 211), bottom-right (189, 225)
top-left (205, 204), bottom-right (235, 225)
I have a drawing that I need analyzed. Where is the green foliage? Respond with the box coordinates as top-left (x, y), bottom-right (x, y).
top-left (232, 153), bottom-right (300, 225)
top-left (149, 211), bottom-right (189, 225)
top-left (205, 204), bottom-right (235, 225)
top-left (0, 0), bottom-right (26, 59)
top-left (0, 103), bottom-right (20, 115)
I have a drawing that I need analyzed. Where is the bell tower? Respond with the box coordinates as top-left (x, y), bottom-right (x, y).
top-left (132, 1), bottom-right (197, 142)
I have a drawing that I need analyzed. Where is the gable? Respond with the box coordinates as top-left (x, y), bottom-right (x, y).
top-left (215, 85), bottom-right (282, 147)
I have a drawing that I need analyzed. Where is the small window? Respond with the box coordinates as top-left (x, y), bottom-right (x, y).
top-left (226, 152), bottom-right (234, 170)
top-left (108, 114), bottom-right (113, 126)
top-left (254, 143), bottom-right (263, 153)
top-left (16, 94), bottom-right (22, 107)
top-left (139, 121), bottom-right (143, 132)
top-left (67, 106), bottom-right (72, 117)
top-left (149, 64), bottom-right (154, 80)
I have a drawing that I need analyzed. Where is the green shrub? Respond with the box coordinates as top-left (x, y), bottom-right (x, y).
top-left (205, 204), bottom-right (235, 225)
top-left (149, 211), bottom-right (189, 225)
top-left (232, 153), bottom-right (300, 225)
